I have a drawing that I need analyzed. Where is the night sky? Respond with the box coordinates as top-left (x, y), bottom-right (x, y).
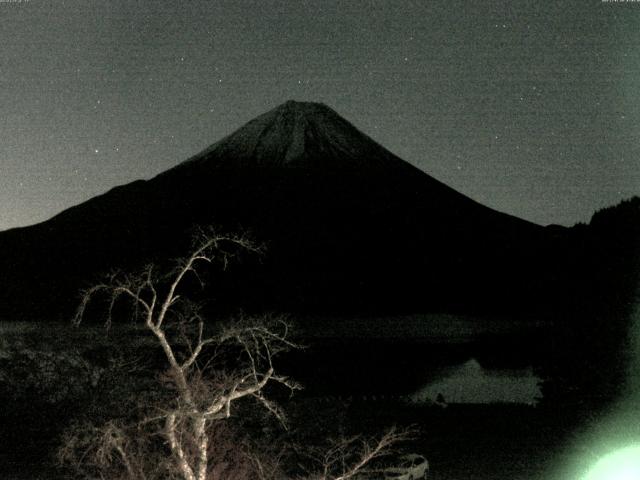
top-left (1, 0), bottom-right (639, 230)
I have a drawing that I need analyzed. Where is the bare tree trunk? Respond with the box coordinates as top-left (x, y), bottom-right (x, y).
top-left (166, 412), bottom-right (196, 480)
top-left (195, 415), bottom-right (209, 480)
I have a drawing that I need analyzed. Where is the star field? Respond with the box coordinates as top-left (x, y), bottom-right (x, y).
top-left (0, 0), bottom-right (639, 230)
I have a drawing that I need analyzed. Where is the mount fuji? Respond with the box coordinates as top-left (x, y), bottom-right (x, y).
top-left (0, 101), bottom-right (564, 320)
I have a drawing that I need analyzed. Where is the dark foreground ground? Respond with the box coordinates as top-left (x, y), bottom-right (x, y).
top-left (0, 318), bottom-right (632, 479)
top-left (353, 402), bottom-right (585, 480)
top-left (0, 399), bottom-right (601, 480)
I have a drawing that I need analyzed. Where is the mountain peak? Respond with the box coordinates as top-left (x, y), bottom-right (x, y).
top-left (178, 100), bottom-right (401, 170)
top-left (266, 99), bottom-right (344, 133)
top-left (271, 100), bottom-right (341, 121)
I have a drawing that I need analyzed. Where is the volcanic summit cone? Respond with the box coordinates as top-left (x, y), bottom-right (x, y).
top-left (0, 101), bottom-right (554, 319)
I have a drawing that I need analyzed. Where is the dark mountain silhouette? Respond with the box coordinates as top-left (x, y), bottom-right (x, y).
top-left (0, 101), bottom-right (600, 320)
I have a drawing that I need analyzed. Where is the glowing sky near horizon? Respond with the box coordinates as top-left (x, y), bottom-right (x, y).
top-left (1, 0), bottom-right (639, 230)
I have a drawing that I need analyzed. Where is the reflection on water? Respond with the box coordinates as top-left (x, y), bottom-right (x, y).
top-left (410, 357), bottom-right (542, 405)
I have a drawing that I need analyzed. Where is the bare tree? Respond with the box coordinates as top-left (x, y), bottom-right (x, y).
top-left (60, 228), bottom-right (417, 480)
top-left (65, 229), bottom-right (300, 480)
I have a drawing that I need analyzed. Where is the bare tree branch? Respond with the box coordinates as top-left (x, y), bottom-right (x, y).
top-left (68, 229), bottom-right (299, 480)
top-left (296, 426), bottom-right (416, 480)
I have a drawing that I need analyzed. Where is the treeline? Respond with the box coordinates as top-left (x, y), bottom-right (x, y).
top-left (540, 196), bottom-right (640, 410)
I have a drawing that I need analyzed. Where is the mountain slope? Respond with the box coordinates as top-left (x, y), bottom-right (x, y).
top-left (0, 101), bottom-right (560, 320)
